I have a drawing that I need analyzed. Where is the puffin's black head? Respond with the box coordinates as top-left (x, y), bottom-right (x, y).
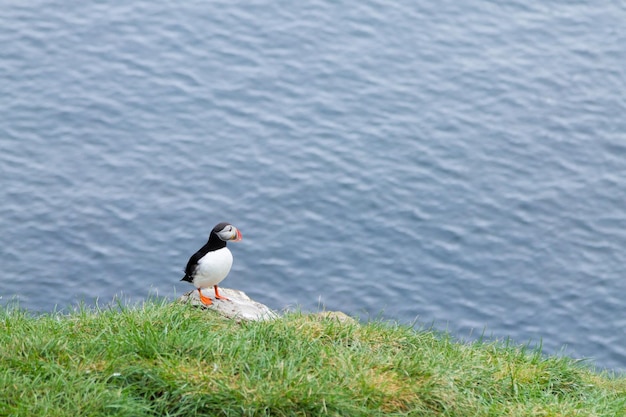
top-left (212, 222), bottom-right (243, 242)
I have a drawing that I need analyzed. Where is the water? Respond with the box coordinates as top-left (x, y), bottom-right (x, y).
top-left (2, 0), bottom-right (626, 371)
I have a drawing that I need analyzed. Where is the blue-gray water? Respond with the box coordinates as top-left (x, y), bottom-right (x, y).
top-left (2, 1), bottom-right (626, 371)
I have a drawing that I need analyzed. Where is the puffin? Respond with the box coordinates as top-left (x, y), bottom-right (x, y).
top-left (181, 222), bottom-right (242, 306)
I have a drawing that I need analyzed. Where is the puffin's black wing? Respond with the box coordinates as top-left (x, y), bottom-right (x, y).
top-left (181, 231), bottom-right (224, 283)
top-left (181, 252), bottom-right (202, 282)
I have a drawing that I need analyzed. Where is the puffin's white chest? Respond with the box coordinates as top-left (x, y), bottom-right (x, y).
top-left (193, 247), bottom-right (234, 288)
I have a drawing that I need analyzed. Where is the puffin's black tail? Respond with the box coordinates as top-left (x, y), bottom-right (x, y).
top-left (180, 274), bottom-right (193, 283)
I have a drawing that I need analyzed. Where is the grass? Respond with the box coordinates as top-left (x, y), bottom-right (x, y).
top-left (0, 300), bottom-right (625, 416)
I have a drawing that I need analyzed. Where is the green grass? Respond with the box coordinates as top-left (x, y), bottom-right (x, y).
top-left (1, 300), bottom-right (624, 416)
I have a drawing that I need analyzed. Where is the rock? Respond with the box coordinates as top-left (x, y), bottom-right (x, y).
top-left (178, 287), bottom-right (279, 322)
top-left (312, 311), bottom-right (357, 324)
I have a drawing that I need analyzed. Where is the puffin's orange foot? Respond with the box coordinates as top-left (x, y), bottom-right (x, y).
top-left (214, 286), bottom-right (230, 301)
top-left (197, 289), bottom-right (213, 306)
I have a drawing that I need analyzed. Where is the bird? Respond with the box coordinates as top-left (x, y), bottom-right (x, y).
top-left (181, 222), bottom-right (242, 306)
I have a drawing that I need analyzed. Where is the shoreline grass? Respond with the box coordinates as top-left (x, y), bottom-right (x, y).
top-left (1, 300), bottom-right (625, 416)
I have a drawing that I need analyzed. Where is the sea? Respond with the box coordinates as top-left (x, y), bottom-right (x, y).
top-left (1, 0), bottom-right (625, 372)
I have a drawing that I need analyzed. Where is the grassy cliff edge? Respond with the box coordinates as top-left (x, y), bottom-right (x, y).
top-left (1, 300), bottom-right (624, 416)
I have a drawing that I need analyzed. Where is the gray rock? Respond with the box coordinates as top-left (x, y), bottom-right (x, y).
top-left (178, 287), bottom-right (279, 322)
top-left (312, 311), bottom-right (357, 324)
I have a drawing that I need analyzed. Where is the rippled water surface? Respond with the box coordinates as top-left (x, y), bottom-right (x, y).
top-left (2, 1), bottom-right (626, 371)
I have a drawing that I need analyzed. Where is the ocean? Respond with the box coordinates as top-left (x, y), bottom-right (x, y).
top-left (1, 0), bottom-right (625, 371)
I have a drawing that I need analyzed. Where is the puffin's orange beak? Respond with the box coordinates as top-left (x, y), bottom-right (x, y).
top-left (232, 229), bottom-right (242, 242)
